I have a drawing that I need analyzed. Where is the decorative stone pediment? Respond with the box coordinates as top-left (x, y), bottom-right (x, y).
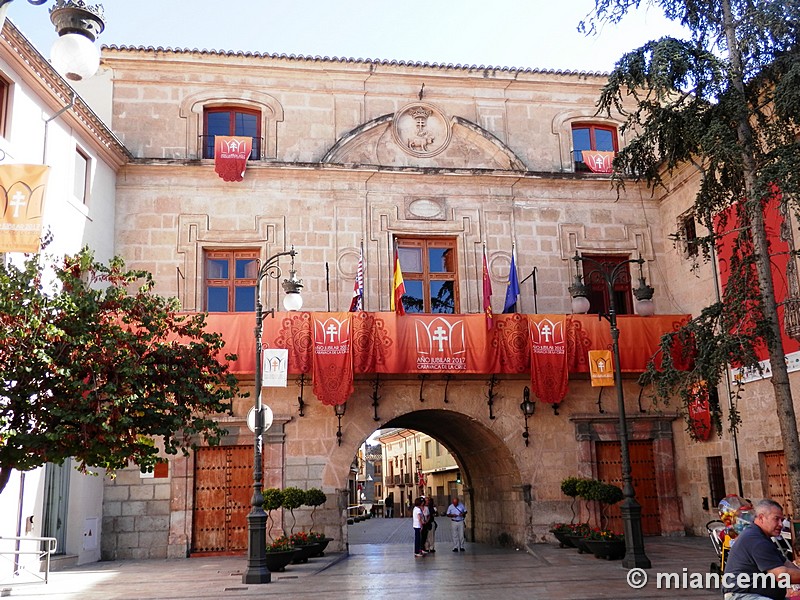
top-left (323, 105), bottom-right (526, 171)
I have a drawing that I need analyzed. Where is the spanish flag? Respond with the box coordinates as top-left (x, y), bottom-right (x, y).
top-left (390, 247), bottom-right (406, 315)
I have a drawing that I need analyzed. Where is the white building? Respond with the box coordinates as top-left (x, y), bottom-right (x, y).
top-left (0, 18), bottom-right (127, 573)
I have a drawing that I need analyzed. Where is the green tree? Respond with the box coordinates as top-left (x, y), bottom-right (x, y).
top-left (582, 0), bottom-right (800, 508)
top-left (0, 248), bottom-right (240, 494)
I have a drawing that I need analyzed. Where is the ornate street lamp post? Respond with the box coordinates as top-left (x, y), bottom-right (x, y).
top-left (0, 1), bottom-right (106, 81)
top-left (243, 248), bottom-right (302, 585)
top-left (569, 252), bottom-right (653, 569)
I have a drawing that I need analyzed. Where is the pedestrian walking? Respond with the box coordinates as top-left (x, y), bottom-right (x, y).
top-left (413, 496), bottom-right (427, 557)
top-left (446, 496), bottom-right (467, 552)
top-left (385, 493), bottom-right (393, 518)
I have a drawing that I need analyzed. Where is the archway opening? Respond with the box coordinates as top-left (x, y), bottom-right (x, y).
top-left (343, 409), bottom-right (527, 549)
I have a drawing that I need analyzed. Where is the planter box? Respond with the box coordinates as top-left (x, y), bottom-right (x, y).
top-left (583, 539), bottom-right (625, 560)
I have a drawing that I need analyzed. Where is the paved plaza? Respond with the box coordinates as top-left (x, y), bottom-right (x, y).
top-left (2, 518), bottom-right (724, 599)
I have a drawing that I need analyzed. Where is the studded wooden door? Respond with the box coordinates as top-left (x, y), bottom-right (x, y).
top-left (596, 440), bottom-right (661, 535)
top-left (763, 450), bottom-right (793, 518)
top-left (192, 445), bottom-right (254, 555)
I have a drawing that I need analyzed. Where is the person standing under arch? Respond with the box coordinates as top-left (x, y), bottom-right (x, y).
top-left (413, 496), bottom-right (427, 557)
top-left (446, 496), bottom-right (467, 552)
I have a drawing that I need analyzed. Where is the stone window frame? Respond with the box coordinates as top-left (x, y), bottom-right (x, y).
top-left (204, 248), bottom-right (260, 313)
top-left (677, 209), bottom-right (700, 259)
top-left (179, 90), bottom-right (284, 160)
top-left (552, 110), bottom-right (625, 173)
top-left (395, 236), bottom-right (460, 314)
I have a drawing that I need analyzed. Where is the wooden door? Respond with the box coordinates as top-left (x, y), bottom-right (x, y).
top-left (192, 445), bottom-right (254, 555)
top-left (763, 450), bottom-right (792, 517)
top-left (596, 440), bottom-right (661, 535)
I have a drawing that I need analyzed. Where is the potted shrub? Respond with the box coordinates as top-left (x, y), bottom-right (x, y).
top-left (304, 488), bottom-right (327, 532)
top-left (559, 476), bottom-right (584, 524)
top-left (263, 487), bottom-right (284, 541)
top-left (595, 482), bottom-right (624, 530)
top-left (282, 487), bottom-right (306, 535)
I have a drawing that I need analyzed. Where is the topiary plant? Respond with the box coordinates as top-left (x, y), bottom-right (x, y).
top-left (595, 482), bottom-right (624, 530)
top-left (560, 477), bottom-right (586, 524)
top-left (304, 488), bottom-right (327, 532)
top-left (263, 488), bottom-right (284, 541)
top-left (281, 486), bottom-right (306, 535)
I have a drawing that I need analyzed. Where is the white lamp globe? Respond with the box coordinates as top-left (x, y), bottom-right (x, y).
top-left (51, 33), bottom-right (100, 81)
top-left (571, 295), bottom-right (591, 314)
top-left (636, 298), bottom-right (655, 317)
top-left (283, 292), bottom-right (303, 312)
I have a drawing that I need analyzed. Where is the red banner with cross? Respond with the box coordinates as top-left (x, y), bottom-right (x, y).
top-left (199, 312), bottom-right (691, 406)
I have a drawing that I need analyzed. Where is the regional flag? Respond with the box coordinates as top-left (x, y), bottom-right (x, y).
top-left (390, 246), bottom-right (406, 316)
top-left (482, 245), bottom-right (493, 329)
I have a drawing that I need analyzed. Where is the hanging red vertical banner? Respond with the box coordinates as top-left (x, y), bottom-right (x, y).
top-left (214, 136), bottom-right (252, 182)
top-left (312, 313), bottom-right (354, 406)
top-left (528, 315), bottom-right (569, 404)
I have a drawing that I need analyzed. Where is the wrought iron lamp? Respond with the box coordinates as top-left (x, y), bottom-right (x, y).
top-left (334, 402), bottom-right (346, 446)
top-left (520, 386), bottom-right (535, 446)
top-left (2, 1), bottom-right (106, 81)
top-left (243, 247), bottom-right (301, 585)
top-left (569, 251), bottom-right (653, 569)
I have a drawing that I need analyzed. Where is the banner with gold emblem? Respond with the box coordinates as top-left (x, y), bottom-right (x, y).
top-left (588, 349), bottom-right (614, 387)
top-left (0, 164), bottom-right (49, 253)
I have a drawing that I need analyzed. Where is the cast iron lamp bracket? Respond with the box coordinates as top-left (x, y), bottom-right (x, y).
top-left (520, 386), bottom-right (535, 446)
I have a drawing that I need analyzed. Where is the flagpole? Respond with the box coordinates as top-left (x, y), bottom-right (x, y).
top-left (360, 240), bottom-right (365, 309)
top-left (325, 262), bottom-right (330, 311)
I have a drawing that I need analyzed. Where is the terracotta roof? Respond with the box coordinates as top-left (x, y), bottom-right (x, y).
top-left (101, 45), bottom-right (609, 77)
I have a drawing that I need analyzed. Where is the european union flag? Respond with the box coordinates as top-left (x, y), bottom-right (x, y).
top-left (503, 251), bottom-right (520, 313)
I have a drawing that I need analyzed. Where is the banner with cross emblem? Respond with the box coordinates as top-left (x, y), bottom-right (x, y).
top-left (0, 164), bottom-right (49, 253)
top-left (528, 315), bottom-right (569, 404)
top-left (312, 313), bottom-right (354, 406)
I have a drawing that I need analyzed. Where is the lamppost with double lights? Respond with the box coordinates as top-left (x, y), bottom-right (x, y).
top-left (243, 248), bottom-right (303, 585)
top-left (0, 0), bottom-right (106, 82)
top-left (569, 251), bottom-right (653, 569)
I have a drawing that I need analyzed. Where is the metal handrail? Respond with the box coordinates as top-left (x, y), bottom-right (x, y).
top-left (0, 535), bottom-right (58, 586)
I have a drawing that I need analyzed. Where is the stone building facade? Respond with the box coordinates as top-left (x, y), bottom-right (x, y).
top-left (90, 44), bottom-right (799, 560)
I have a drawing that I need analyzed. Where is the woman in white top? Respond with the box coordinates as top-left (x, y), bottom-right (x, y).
top-left (413, 497), bottom-right (426, 557)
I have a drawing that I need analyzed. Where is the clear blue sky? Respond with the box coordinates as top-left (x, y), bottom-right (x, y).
top-left (8, 0), bottom-right (686, 72)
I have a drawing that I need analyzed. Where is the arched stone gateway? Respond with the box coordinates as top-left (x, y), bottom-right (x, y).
top-left (344, 409), bottom-right (528, 548)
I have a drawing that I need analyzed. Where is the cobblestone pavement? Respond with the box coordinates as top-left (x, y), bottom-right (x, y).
top-left (2, 518), bottom-right (725, 599)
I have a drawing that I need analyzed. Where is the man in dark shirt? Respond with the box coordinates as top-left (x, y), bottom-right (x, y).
top-left (723, 499), bottom-right (800, 599)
